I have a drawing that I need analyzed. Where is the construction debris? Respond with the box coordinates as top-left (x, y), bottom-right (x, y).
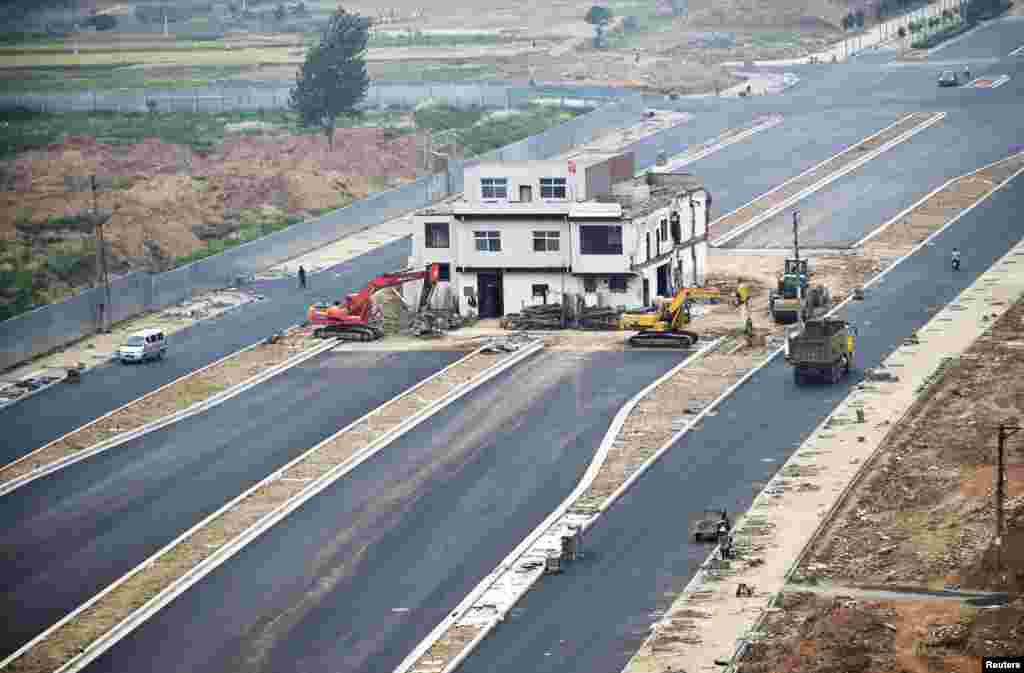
top-left (501, 304), bottom-right (565, 330)
top-left (481, 334), bottom-right (534, 353)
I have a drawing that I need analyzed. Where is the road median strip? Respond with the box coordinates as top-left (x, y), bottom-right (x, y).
top-left (0, 328), bottom-right (335, 496)
top-left (709, 112), bottom-right (945, 247)
top-left (649, 114), bottom-right (784, 174)
top-left (0, 338), bottom-right (542, 673)
top-left (393, 150), bottom-right (1024, 673)
top-left (623, 237), bottom-right (1024, 673)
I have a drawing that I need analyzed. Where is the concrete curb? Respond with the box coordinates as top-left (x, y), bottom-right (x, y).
top-left (0, 327), bottom-right (335, 497)
top-left (853, 150), bottom-right (1024, 248)
top-left (28, 340), bottom-right (543, 673)
top-left (708, 112), bottom-right (932, 245)
top-left (392, 338), bottom-right (722, 673)
top-left (711, 111), bottom-right (946, 247)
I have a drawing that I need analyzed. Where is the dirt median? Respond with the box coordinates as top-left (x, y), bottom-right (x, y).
top-left (5, 345), bottom-right (527, 673)
top-left (739, 293), bottom-right (1024, 673)
top-left (0, 328), bottom-right (324, 490)
top-left (710, 112), bottom-right (941, 242)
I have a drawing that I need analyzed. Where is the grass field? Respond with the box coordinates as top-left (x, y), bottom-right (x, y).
top-left (0, 64), bottom-right (247, 94)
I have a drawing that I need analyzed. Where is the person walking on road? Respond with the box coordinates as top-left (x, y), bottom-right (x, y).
top-left (951, 248), bottom-right (961, 271)
top-left (298, 265), bottom-right (307, 289)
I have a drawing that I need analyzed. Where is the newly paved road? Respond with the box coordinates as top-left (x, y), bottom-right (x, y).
top-left (0, 349), bottom-right (459, 660)
top-left (457, 18), bottom-right (1024, 672)
top-left (460, 157), bottom-right (1024, 673)
top-left (0, 240), bottom-right (410, 464)
top-left (722, 104), bottom-right (1018, 247)
top-left (81, 351), bottom-right (685, 673)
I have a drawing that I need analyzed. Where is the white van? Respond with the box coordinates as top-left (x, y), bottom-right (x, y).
top-left (118, 329), bottom-right (167, 363)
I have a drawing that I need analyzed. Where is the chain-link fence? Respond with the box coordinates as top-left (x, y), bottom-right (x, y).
top-left (1, 93), bottom-right (671, 370)
top-left (0, 82), bottom-right (635, 114)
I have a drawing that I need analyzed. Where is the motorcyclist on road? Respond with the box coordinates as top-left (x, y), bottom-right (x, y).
top-left (964, 65), bottom-right (971, 82)
top-left (952, 247), bottom-right (961, 271)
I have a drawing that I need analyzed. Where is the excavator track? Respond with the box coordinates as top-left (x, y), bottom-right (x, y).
top-left (314, 326), bottom-right (381, 341)
top-left (628, 330), bottom-right (699, 348)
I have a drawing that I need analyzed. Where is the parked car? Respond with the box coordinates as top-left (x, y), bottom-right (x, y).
top-left (118, 329), bottom-right (167, 363)
top-left (938, 70), bottom-right (959, 87)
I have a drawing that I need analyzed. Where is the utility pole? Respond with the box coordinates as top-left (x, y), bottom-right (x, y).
top-left (792, 209), bottom-right (800, 261)
top-left (66, 174), bottom-right (114, 333)
top-left (994, 423), bottom-right (1021, 584)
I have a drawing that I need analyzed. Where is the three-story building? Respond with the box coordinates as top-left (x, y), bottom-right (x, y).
top-left (406, 151), bottom-right (711, 318)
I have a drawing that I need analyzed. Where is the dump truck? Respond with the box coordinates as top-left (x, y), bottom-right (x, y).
top-left (787, 316), bottom-right (856, 384)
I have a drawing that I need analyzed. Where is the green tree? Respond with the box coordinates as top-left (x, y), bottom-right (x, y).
top-left (289, 7), bottom-right (370, 148)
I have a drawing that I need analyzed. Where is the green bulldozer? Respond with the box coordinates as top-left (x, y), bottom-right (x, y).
top-left (769, 258), bottom-right (831, 324)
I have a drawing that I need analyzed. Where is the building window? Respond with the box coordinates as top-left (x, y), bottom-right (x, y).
top-left (533, 230), bottom-right (560, 252)
top-left (609, 276), bottom-right (628, 293)
top-left (660, 218), bottom-right (668, 242)
top-left (436, 263), bottom-right (451, 281)
top-left (481, 178), bottom-right (508, 200)
top-left (532, 284), bottom-right (549, 301)
top-left (540, 177), bottom-right (567, 199)
top-left (425, 222), bottom-right (450, 248)
top-left (579, 225), bottom-right (623, 255)
top-left (519, 184), bottom-right (533, 202)
top-left (474, 230), bottom-right (501, 252)
top-left (584, 277), bottom-right (597, 293)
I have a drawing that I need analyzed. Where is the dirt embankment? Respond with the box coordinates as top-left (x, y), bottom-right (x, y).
top-left (0, 127), bottom-right (417, 314)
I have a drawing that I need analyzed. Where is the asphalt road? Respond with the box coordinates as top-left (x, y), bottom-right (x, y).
top-left (0, 349), bottom-right (459, 660)
top-left (722, 105), bottom-right (1018, 247)
top-left (80, 350), bottom-right (685, 673)
top-left (0, 240), bottom-right (410, 464)
top-left (459, 154), bottom-right (1024, 673)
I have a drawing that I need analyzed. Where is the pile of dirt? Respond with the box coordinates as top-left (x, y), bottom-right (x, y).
top-left (742, 592), bottom-right (1024, 673)
top-left (741, 592), bottom-right (896, 673)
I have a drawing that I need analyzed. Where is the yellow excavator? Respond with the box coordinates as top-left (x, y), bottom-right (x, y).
top-left (622, 288), bottom-right (701, 347)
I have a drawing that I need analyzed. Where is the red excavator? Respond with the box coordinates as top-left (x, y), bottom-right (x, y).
top-left (308, 263), bottom-right (441, 341)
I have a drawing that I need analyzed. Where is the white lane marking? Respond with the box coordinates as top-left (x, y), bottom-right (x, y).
top-left (710, 112), bottom-right (946, 247)
top-left (1009, 44), bottom-right (1024, 56)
